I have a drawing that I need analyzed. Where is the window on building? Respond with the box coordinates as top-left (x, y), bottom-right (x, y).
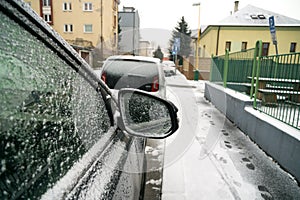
top-left (262, 42), bottom-right (269, 56)
top-left (84, 24), bottom-right (93, 33)
top-left (113, 15), bottom-right (117, 29)
top-left (225, 41), bottom-right (231, 51)
top-left (64, 24), bottom-right (67, 32)
top-left (290, 42), bottom-right (297, 53)
top-left (113, 33), bottom-right (117, 47)
top-left (63, 2), bottom-right (72, 11)
top-left (257, 14), bottom-right (266, 19)
top-left (250, 15), bottom-right (258, 19)
top-left (43, 14), bottom-right (52, 22)
top-left (64, 24), bottom-right (73, 33)
top-left (43, 0), bottom-right (51, 6)
top-left (83, 3), bottom-right (93, 11)
top-left (241, 42), bottom-right (247, 51)
top-left (113, 0), bottom-right (117, 10)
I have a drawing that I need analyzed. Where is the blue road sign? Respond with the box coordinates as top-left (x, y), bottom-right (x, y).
top-left (172, 46), bottom-right (177, 55)
top-left (269, 16), bottom-right (277, 45)
top-left (174, 38), bottom-right (180, 52)
top-left (269, 16), bottom-right (275, 32)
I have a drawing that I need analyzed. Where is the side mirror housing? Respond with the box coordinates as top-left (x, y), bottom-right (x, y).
top-left (118, 89), bottom-right (179, 138)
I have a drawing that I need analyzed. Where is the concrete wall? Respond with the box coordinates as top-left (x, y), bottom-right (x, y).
top-left (205, 82), bottom-right (300, 182)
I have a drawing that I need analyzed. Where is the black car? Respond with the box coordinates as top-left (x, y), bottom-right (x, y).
top-left (0, 1), bottom-right (178, 199)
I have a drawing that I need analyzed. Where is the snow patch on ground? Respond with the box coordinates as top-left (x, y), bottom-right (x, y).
top-left (162, 74), bottom-right (259, 200)
top-left (146, 179), bottom-right (162, 186)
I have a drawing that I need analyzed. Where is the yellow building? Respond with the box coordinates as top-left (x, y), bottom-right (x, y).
top-left (25, 0), bottom-right (120, 68)
top-left (198, 4), bottom-right (300, 58)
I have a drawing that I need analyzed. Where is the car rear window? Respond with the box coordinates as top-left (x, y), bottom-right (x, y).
top-left (105, 59), bottom-right (158, 75)
top-left (103, 59), bottom-right (159, 91)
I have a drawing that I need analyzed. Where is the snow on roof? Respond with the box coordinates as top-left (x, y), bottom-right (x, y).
top-left (218, 4), bottom-right (300, 26)
top-left (106, 55), bottom-right (161, 63)
top-left (191, 26), bottom-right (208, 38)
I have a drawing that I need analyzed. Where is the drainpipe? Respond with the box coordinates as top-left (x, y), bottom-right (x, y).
top-left (132, 12), bottom-right (135, 55)
top-left (215, 26), bottom-right (220, 56)
top-left (100, 0), bottom-right (103, 60)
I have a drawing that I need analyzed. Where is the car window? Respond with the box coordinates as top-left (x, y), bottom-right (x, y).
top-left (103, 59), bottom-right (159, 91)
top-left (0, 9), bottom-right (111, 199)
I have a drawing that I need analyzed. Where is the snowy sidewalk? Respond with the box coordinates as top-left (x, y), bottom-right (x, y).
top-left (161, 73), bottom-right (300, 199)
top-left (162, 75), bottom-right (248, 199)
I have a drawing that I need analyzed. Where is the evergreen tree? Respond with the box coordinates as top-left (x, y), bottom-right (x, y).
top-left (153, 46), bottom-right (164, 62)
top-left (169, 16), bottom-right (192, 64)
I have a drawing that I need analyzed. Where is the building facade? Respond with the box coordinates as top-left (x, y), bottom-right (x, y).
top-left (188, 3), bottom-right (300, 80)
top-left (139, 40), bottom-right (152, 57)
top-left (118, 7), bottom-right (140, 55)
top-left (198, 4), bottom-right (300, 58)
top-left (25, 0), bottom-right (120, 68)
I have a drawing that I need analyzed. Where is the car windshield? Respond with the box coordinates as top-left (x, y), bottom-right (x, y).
top-left (0, 9), bottom-right (111, 199)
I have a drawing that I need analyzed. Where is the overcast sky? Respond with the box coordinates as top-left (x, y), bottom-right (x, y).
top-left (119, 0), bottom-right (300, 31)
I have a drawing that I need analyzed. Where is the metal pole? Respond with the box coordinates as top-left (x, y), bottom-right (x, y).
top-left (193, 2), bottom-right (201, 81)
top-left (253, 40), bottom-right (263, 108)
top-left (275, 44), bottom-right (279, 55)
top-left (132, 11), bottom-right (135, 55)
top-left (223, 49), bottom-right (229, 88)
top-left (196, 4), bottom-right (200, 70)
top-left (100, 0), bottom-right (103, 61)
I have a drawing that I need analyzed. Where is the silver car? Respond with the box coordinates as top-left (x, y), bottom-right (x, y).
top-left (162, 60), bottom-right (176, 76)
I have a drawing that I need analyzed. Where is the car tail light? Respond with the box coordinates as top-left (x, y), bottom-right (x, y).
top-left (101, 72), bottom-right (107, 83)
top-left (151, 76), bottom-right (159, 92)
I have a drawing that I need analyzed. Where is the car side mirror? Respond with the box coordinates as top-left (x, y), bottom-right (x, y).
top-left (118, 89), bottom-right (179, 138)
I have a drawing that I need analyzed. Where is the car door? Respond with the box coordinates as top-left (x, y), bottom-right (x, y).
top-left (0, 1), bottom-right (146, 199)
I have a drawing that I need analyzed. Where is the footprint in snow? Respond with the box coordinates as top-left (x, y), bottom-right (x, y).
top-left (241, 157), bottom-right (255, 170)
top-left (258, 185), bottom-right (273, 200)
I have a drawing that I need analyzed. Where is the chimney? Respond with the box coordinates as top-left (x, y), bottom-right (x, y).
top-left (234, 1), bottom-right (239, 13)
top-left (123, 6), bottom-right (135, 12)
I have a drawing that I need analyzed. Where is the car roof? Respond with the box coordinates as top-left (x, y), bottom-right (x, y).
top-left (162, 60), bottom-right (175, 63)
top-left (106, 55), bottom-right (161, 64)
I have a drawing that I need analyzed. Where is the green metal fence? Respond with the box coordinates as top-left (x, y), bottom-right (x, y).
top-left (252, 48), bottom-right (300, 130)
top-left (210, 48), bottom-right (255, 94)
top-left (210, 40), bottom-right (300, 130)
top-left (210, 54), bottom-right (225, 83)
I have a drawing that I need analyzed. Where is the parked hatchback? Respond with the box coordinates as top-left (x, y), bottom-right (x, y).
top-left (100, 55), bottom-right (167, 99)
top-left (162, 60), bottom-right (176, 76)
top-left (0, 1), bottom-right (178, 199)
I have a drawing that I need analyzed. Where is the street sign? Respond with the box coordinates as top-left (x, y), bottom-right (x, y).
top-left (269, 16), bottom-right (277, 45)
top-left (174, 38), bottom-right (180, 53)
top-left (172, 46), bottom-right (177, 55)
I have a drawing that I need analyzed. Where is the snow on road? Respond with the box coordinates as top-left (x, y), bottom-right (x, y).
top-left (162, 73), bottom-right (300, 200)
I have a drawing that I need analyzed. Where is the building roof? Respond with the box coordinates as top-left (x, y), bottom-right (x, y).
top-left (191, 26), bottom-right (208, 39)
top-left (218, 4), bottom-right (300, 26)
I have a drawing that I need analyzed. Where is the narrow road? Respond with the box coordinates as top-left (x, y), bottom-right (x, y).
top-left (162, 74), bottom-right (300, 200)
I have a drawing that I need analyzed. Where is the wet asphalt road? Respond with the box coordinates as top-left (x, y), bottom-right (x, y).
top-left (161, 75), bottom-right (300, 200)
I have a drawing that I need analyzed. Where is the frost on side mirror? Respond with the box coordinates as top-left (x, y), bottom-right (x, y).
top-left (118, 89), bottom-right (179, 138)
